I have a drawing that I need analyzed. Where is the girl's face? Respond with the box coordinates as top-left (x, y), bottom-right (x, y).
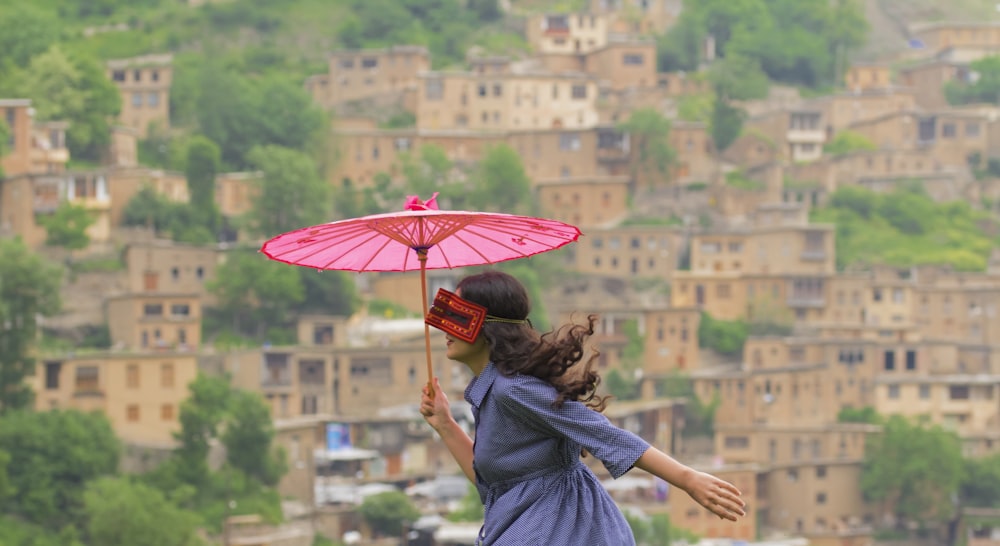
top-left (446, 289), bottom-right (490, 373)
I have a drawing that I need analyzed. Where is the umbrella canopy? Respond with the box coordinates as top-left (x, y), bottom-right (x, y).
top-left (260, 193), bottom-right (582, 391)
top-left (260, 198), bottom-right (581, 272)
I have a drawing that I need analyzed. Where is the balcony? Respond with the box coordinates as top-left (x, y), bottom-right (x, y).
top-left (801, 249), bottom-right (827, 261)
top-left (787, 295), bottom-right (826, 308)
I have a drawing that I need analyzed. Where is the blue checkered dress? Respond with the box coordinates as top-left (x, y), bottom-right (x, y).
top-left (464, 362), bottom-right (650, 545)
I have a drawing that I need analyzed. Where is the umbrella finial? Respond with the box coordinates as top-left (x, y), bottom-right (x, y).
top-left (404, 192), bottom-right (440, 211)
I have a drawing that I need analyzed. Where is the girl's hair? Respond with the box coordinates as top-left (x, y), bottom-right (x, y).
top-left (456, 270), bottom-right (608, 411)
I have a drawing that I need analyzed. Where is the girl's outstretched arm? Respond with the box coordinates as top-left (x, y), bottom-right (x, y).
top-left (421, 377), bottom-right (476, 483)
top-left (634, 447), bottom-right (746, 521)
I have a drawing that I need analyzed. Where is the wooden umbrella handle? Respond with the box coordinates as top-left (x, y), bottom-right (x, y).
top-left (418, 249), bottom-right (435, 399)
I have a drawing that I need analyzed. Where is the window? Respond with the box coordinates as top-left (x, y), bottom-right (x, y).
top-left (161, 363), bottom-right (175, 388)
top-left (144, 303), bottom-right (163, 316)
top-left (949, 385), bottom-right (970, 400)
top-left (966, 122), bottom-right (981, 137)
top-left (559, 133), bottom-right (581, 150)
top-left (302, 395), bottom-right (318, 415)
top-left (5, 108), bottom-right (14, 148)
top-left (816, 492), bottom-right (827, 504)
top-left (45, 362), bottom-right (61, 390)
top-left (919, 384), bottom-right (931, 399)
top-left (75, 366), bottom-right (99, 391)
top-left (148, 92), bottom-right (159, 107)
top-left (905, 350), bottom-right (916, 370)
top-left (151, 70), bottom-right (159, 82)
top-left (571, 84), bottom-right (587, 99)
top-left (873, 288), bottom-right (883, 302)
top-left (196, 267), bottom-right (204, 280)
top-left (724, 436), bottom-right (749, 449)
top-left (314, 324), bottom-right (334, 345)
top-left (112, 70), bottom-right (126, 82)
top-left (425, 78), bottom-right (443, 100)
top-left (339, 58), bottom-right (354, 69)
top-left (171, 304), bottom-right (190, 317)
top-left (623, 53), bottom-right (644, 65)
top-left (126, 404), bottom-right (140, 422)
top-left (161, 404), bottom-right (174, 420)
top-left (126, 364), bottom-right (140, 389)
top-left (493, 83), bottom-right (502, 97)
top-left (816, 466), bottom-right (827, 478)
top-left (884, 350), bottom-right (895, 371)
top-left (361, 57), bottom-right (377, 69)
top-left (888, 384), bottom-right (900, 399)
top-left (132, 92), bottom-right (143, 107)
top-left (942, 123), bottom-right (956, 138)
top-left (133, 70), bottom-right (141, 82)
top-left (478, 84), bottom-right (488, 97)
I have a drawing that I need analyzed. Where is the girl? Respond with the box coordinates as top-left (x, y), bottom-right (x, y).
top-left (420, 271), bottom-right (745, 545)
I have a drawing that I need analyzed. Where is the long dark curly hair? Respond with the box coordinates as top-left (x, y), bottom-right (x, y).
top-left (456, 270), bottom-right (609, 412)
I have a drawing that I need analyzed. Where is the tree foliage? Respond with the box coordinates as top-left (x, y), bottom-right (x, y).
top-left (813, 186), bottom-right (998, 271)
top-left (121, 187), bottom-right (216, 244)
top-left (960, 453), bottom-right (1000, 508)
top-left (245, 145), bottom-right (330, 238)
top-left (618, 108), bottom-right (675, 186)
top-left (660, 0), bottom-right (867, 88)
top-left (823, 130), bottom-right (877, 156)
top-left (0, 410), bottom-right (120, 527)
top-left (709, 95), bottom-right (746, 153)
top-left (146, 374), bottom-right (286, 531)
top-left (37, 202), bottom-right (96, 251)
top-left (697, 312), bottom-right (748, 356)
top-left (862, 415), bottom-right (964, 528)
top-left (468, 144), bottom-right (534, 215)
top-left (184, 135), bottom-right (223, 232)
top-left (945, 55), bottom-right (1000, 106)
top-left (0, 239), bottom-right (62, 412)
top-left (14, 46), bottom-right (121, 161)
top-left (83, 477), bottom-right (206, 546)
top-left (358, 490), bottom-right (421, 537)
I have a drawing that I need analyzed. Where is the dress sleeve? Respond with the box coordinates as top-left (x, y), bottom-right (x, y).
top-left (497, 376), bottom-right (651, 478)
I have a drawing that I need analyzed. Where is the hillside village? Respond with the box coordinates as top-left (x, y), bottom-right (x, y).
top-left (3, 0), bottom-right (1000, 545)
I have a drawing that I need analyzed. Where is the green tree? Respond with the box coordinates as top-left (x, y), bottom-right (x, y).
top-left (36, 202), bottom-right (95, 251)
top-left (358, 490), bottom-right (421, 537)
top-left (0, 119), bottom-right (8, 178)
top-left (83, 477), bottom-right (206, 546)
top-left (222, 390), bottom-right (287, 487)
top-left (862, 415), bottom-right (964, 530)
top-left (0, 4), bottom-right (60, 68)
top-left (298, 269), bottom-right (361, 317)
top-left (196, 66), bottom-right (326, 169)
top-left (171, 374), bottom-right (233, 486)
top-left (0, 239), bottom-right (62, 412)
top-left (447, 484), bottom-right (484, 522)
top-left (605, 369), bottom-right (639, 401)
top-left (837, 406), bottom-right (880, 424)
top-left (824, 131), bottom-right (877, 156)
top-left (618, 108), bottom-right (675, 187)
top-left (946, 56), bottom-right (1000, 105)
top-left (246, 145), bottom-right (330, 238)
top-left (18, 46), bottom-right (121, 162)
top-left (468, 0), bottom-right (502, 22)
top-left (184, 135), bottom-right (222, 232)
top-left (709, 95), bottom-right (746, 153)
top-left (400, 145), bottom-right (458, 203)
top-left (708, 54), bottom-right (770, 101)
top-left (960, 453), bottom-right (1000, 508)
top-left (0, 410), bottom-right (120, 527)
top-left (207, 247), bottom-right (305, 340)
top-left (468, 144), bottom-right (533, 214)
top-left (697, 312), bottom-right (748, 356)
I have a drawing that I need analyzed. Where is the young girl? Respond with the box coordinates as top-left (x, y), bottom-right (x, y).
top-left (420, 270), bottom-right (745, 545)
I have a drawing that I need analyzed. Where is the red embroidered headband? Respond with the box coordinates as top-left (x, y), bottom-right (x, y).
top-left (425, 288), bottom-right (530, 343)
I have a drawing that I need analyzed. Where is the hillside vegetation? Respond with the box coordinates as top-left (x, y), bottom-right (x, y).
top-left (812, 185), bottom-right (1000, 271)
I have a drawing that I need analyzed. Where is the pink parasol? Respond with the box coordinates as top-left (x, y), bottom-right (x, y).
top-left (260, 193), bottom-right (582, 391)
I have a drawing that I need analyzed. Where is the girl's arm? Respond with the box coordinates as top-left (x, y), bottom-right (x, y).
top-left (421, 377), bottom-right (476, 483)
top-left (635, 446), bottom-right (746, 521)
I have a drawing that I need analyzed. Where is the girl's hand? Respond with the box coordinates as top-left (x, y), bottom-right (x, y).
top-left (420, 377), bottom-right (454, 432)
top-left (683, 471), bottom-right (746, 522)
